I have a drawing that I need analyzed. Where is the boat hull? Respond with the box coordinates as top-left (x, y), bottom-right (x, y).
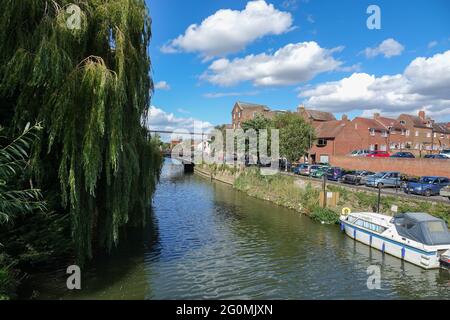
top-left (341, 221), bottom-right (441, 269)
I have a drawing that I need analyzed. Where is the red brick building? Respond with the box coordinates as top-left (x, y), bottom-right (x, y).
top-left (231, 102), bottom-right (270, 129)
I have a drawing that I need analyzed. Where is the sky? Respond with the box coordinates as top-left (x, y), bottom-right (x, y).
top-left (145, 0), bottom-right (450, 135)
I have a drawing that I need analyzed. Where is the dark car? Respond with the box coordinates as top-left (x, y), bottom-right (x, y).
top-left (326, 167), bottom-right (348, 181)
top-left (390, 152), bottom-right (415, 158)
top-left (341, 170), bottom-right (375, 185)
top-left (424, 154), bottom-right (449, 159)
top-left (366, 151), bottom-right (390, 158)
top-left (404, 176), bottom-right (450, 197)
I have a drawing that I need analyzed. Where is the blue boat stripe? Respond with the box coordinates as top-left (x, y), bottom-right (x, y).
top-left (342, 221), bottom-right (436, 256)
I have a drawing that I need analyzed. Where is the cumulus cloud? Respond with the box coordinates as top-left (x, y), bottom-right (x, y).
top-left (202, 41), bottom-right (343, 87)
top-left (161, 0), bottom-right (293, 58)
top-left (299, 50), bottom-right (450, 116)
top-left (147, 106), bottom-right (214, 134)
top-left (154, 81), bottom-right (171, 90)
top-left (364, 38), bottom-right (404, 58)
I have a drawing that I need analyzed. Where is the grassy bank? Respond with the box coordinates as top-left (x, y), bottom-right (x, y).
top-left (234, 168), bottom-right (450, 225)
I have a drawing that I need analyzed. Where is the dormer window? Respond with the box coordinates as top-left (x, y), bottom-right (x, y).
top-left (370, 128), bottom-right (375, 136)
top-left (400, 120), bottom-right (406, 125)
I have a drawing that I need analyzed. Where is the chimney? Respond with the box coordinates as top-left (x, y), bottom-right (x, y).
top-left (373, 112), bottom-right (380, 119)
top-left (342, 114), bottom-right (348, 121)
top-left (297, 104), bottom-right (305, 113)
top-left (418, 110), bottom-right (425, 121)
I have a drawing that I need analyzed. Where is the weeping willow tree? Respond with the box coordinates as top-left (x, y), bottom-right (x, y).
top-left (0, 0), bottom-right (162, 264)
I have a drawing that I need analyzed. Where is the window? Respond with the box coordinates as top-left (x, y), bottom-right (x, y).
top-left (427, 132), bottom-right (431, 138)
top-left (401, 129), bottom-right (406, 135)
top-left (317, 139), bottom-right (327, 147)
top-left (370, 128), bottom-right (375, 136)
top-left (381, 145), bottom-right (387, 151)
top-left (354, 219), bottom-right (386, 233)
top-left (400, 120), bottom-right (406, 125)
top-left (415, 131), bottom-right (419, 137)
top-left (406, 130), bottom-right (410, 136)
top-left (381, 130), bottom-right (388, 137)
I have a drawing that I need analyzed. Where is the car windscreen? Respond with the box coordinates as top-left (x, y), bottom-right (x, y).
top-left (419, 177), bottom-right (435, 184)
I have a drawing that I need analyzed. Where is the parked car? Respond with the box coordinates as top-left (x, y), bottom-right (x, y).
top-left (365, 171), bottom-right (401, 188)
top-left (279, 158), bottom-right (292, 171)
top-left (424, 154), bottom-right (450, 159)
top-left (341, 170), bottom-right (375, 185)
top-left (440, 185), bottom-right (450, 200)
top-left (293, 164), bottom-right (307, 175)
top-left (309, 164), bottom-right (322, 176)
top-left (366, 151), bottom-right (390, 158)
top-left (298, 164), bottom-right (312, 176)
top-left (440, 149), bottom-right (450, 158)
top-left (349, 149), bottom-right (370, 157)
top-left (309, 165), bottom-right (328, 178)
top-left (326, 167), bottom-right (348, 181)
top-left (390, 152), bottom-right (415, 158)
top-left (404, 176), bottom-right (450, 197)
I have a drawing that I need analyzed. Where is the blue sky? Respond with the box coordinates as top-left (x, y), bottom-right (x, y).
top-left (146, 0), bottom-right (450, 133)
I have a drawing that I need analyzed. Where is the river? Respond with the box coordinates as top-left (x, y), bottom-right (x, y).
top-left (29, 159), bottom-right (449, 299)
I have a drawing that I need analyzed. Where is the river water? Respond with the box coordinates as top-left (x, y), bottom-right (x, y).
top-left (30, 160), bottom-right (449, 299)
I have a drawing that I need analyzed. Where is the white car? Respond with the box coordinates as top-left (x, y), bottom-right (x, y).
top-left (440, 149), bottom-right (450, 158)
top-left (349, 149), bottom-right (369, 157)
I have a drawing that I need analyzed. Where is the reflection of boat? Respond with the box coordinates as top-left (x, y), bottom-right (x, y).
top-left (339, 212), bottom-right (450, 269)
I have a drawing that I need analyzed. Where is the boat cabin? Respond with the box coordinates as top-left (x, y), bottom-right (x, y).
top-left (392, 212), bottom-right (450, 246)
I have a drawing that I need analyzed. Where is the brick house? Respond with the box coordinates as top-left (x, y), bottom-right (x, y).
top-left (432, 122), bottom-right (450, 151)
top-left (350, 117), bottom-right (390, 152)
top-left (397, 111), bottom-right (433, 153)
top-left (373, 114), bottom-right (407, 150)
top-left (231, 101), bottom-right (271, 129)
top-left (308, 115), bottom-right (363, 163)
top-left (297, 105), bottom-right (336, 125)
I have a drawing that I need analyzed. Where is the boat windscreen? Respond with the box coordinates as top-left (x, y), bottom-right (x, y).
top-left (394, 217), bottom-right (450, 245)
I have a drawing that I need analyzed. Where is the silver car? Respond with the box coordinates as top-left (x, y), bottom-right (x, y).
top-left (365, 171), bottom-right (401, 188)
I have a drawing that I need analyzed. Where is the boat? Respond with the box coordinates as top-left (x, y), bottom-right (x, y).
top-left (339, 211), bottom-right (450, 269)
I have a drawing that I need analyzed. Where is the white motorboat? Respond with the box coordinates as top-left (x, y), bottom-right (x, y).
top-left (339, 211), bottom-right (450, 269)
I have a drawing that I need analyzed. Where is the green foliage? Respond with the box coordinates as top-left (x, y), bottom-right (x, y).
top-left (311, 207), bottom-right (340, 224)
top-left (273, 112), bottom-right (316, 163)
top-left (241, 114), bottom-right (274, 132)
top-left (0, 123), bottom-right (46, 224)
top-left (0, 0), bottom-right (162, 264)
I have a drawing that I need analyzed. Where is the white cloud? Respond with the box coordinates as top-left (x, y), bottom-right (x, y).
top-left (161, 0), bottom-right (293, 58)
top-left (202, 41), bottom-right (343, 87)
top-left (428, 40), bottom-right (438, 49)
top-left (282, 0), bottom-right (298, 10)
top-left (176, 108), bottom-right (191, 114)
top-left (203, 91), bottom-right (260, 98)
top-left (154, 81), bottom-right (171, 90)
top-left (147, 106), bottom-right (214, 134)
top-left (299, 50), bottom-right (450, 116)
top-left (364, 38), bottom-right (404, 58)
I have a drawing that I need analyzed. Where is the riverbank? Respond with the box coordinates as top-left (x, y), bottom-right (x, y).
top-left (194, 165), bottom-right (450, 226)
